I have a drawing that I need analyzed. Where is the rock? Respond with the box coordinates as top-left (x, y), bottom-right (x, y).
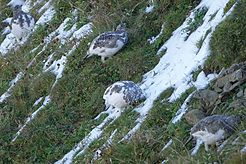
top-left (219, 62), bottom-right (246, 77)
top-left (213, 86), bottom-right (223, 93)
top-left (229, 69), bottom-right (244, 82)
top-left (244, 88), bottom-right (246, 97)
top-left (223, 82), bottom-right (232, 93)
top-left (215, 76), bottom-right (230, 89)
top-left (185, 109), bottom-right (206, 125)
top-left (236, 89), bottom-right (244, 98)
top-left (193, 89), bottom-right (219, 112)
top-left (229, 98), bottom-right (246, 110)
top-left (229, 81), bottom-right (244, 93)
top-left (213, 63), bottom-right (246, 95)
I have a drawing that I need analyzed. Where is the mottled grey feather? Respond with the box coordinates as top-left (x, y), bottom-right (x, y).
top-left (93, 30), bottom-right (127, 49)
top-left (11, 5), bottom-right (34, 28)
top-left (106, 81), bottom-right (145, 105)
top-left (191, 115), bottom-right (241, 135)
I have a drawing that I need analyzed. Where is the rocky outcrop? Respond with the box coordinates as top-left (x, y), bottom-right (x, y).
top-left (213, 62), bottom-right (246, 94)
top-left (192, 89), bottom-right (219, 113)
top-left (185, 62), bottom-right (246, 124)
top-left (184, 109), bottom-right (206, 125)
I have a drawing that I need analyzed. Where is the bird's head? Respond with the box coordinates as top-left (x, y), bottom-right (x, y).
top-left (8, 0), bottom-right (24, 9)
top-left (14, 5), bottom-right (22, 11)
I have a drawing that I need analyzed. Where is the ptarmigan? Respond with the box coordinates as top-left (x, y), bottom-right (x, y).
top-left (103, 81), bottom-right (145, 109)
top-left (84, 23), bottom-right (128, 63)
top-left (191, 115), bottom-right (241, 151)
top-left (8, 0), bottom-right (35, 42)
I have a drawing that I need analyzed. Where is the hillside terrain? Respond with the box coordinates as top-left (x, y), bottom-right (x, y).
top-left (0, 0), bottom-right (245, 163)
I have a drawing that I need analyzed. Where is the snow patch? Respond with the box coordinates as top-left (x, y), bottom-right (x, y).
top-left (38, 0), bottom-right (53, 13)
top-left (161, 139), bottom-right (173, 152)
top-left (0, 33), bottom-right (17, 55)
top-left (145, 5), bottom-right (154, 13)
top-left (43, 17), bottom-right (74, 44)
top-left (33, 97), bottom-right (44, 107)
top-left (217, 139), bottom-right (229, 152)
top-left (55, 107), bottom-right (122, 164)
top-left (2, 18), bottom-right (12, 25)
top-left (171, 92), bottom-right (194, 124)
top-left (42, 53), bottom-right (54, 70)
top-left (71, 23), bottom-right (93, 40)
top-left (44, 55), bottom-right (67, 88)
top-left (35, 6), bottom-right (56, 26)
top-left (12, 96), bottom-right (51, 142)
top-left (121, 0), bottom-right (235, 142)
top-left (93, 129), bottom-right (118, 161)
top-left (2, 27), bottom-right (11, 35)
top-left (148, 24), bottom-right (164, 44)
top-left (193, 71), bottom-right (217, 90)
top-left (0, 72), bottom-right (24, 103)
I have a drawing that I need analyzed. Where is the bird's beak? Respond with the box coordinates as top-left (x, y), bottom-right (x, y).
top-left (103, 104), bottom-right (110, 111)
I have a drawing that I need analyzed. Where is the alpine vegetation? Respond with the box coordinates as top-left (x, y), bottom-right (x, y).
top-left (0, 0), bottom-right (245, 163)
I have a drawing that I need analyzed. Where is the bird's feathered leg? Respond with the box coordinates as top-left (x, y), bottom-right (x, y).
top-left (191, 138), bottom-right (203, 156)
top-left (205, 143), bottom-right (209, 151)
top-left (101, 56), bottom-right (106, 63)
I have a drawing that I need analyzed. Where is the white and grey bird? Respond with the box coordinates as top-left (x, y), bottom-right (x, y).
top-left (8, 0), bottom-right (35, 42)
top-left (190, 115), bottom-right (241, 151)
top-left (84, 23), bottom-right (128, 63)
top-left (103, 81), bottom-right (145, 109)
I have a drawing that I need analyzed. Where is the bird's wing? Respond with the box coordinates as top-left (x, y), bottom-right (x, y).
top-left (92, 32), bottom-right (120, 49)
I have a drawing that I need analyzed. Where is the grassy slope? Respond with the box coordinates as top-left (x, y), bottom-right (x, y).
top-left (95, 1), bottom-right (246, 163)
top-left (205, 0), bottom-right (246, 72)
top-left (0, 0), bottom-right (245, 163)
top-left (0, 0), bottom-right (200, 162)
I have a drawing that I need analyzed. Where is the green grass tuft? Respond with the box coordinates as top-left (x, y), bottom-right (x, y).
top-left (205, 1), bottom-right (246, 72)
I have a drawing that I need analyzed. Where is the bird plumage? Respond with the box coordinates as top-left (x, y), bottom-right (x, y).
top-left (103, 81), bottom-right (145, 109)
top-left (10, 4), bottom-right (35, 42)
top-left (190, 115), bottom-right (241, 151)
top-left (84, 23), bottom-right (128, 63)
